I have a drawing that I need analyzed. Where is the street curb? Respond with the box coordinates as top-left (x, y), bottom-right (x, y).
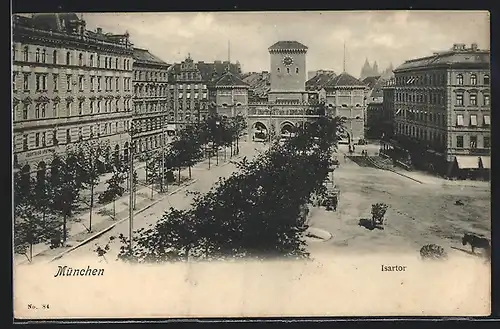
top-left (47, 179), bottom-right (198, 263)
top-left (364, 157), bottom-right (424, 184)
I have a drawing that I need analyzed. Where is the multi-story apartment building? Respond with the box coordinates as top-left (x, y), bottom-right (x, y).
top-left (317, 72), bottom-right (368, 144)
top-left (169, 55), bottom-right (242, 128)
top-left (12, 14), bottom-right (134, 178)
top-left (131, 48), bottom-right (173, 155)
top-left (390, 43), bottom-right (490, 177)
top-left (380, 77), bottom-right (396, 141)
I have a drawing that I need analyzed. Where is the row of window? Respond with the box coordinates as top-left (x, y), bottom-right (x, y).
top-left (456, 93), bottom-right (489, 106)
top-left (178, 84), bottom-right (208, 90)
top-left (133, 117), bottom-right (169, 133)
top-left (178, 92), bottom-right (208, 99)
top-left (396, 124), bottom-right (445, 145)
top-left (134, 102), bottom-right (169, 115)
top-left (456, 135), bottom-right (490, 149)
top-left (176, 72), bottom-right (202, 81)
top-left (395, 91), bottom-right (490, 107)
top-left (14, 45), bottom-right (132, 70)
top-left (395, 109), bottom-right (447, 127)
top-left (395, 73), bottom-right (490, 87)
top-left (13, 72), bottom-right (132, 92)
top-left (455, 114), bottom-right (490, 127)
top-left (455, 73), bottom-right (489, 86)
top-left (14, 99), bottom-right (132, 121)
top-left (18, 120), bottom-right (131, 152)
top-left (134, 85), bottom-right (171, 98)
top-left (134, 70), bottom-right (169, 82)
top-left (277, 67), bottom-right (300, 74)
top-left (395, 92), bottom-right (446, 105)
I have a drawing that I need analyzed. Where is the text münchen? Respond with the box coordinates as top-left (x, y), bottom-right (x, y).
top-left (54, 265), bottom-right (104, 277)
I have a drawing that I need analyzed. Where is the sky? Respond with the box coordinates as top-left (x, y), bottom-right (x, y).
top-left (80, 11), bottom-right (489, 77)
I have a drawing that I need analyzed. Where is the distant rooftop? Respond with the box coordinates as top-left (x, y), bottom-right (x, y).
top-left (133, 48), bottom-right (169, 67)
top-left (395, 43), bottom-right (490, 72)
top-left (269, 41), bottom-right (308, 52)
top-left (323, 72), bottom-right (366, 88)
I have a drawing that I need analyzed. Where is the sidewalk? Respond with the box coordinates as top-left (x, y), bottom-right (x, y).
top-left (14, 150), bottom-right (242, 265)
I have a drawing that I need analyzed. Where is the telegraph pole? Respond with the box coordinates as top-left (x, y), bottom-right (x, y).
top-left (161, 110), bottom-right (165, 193)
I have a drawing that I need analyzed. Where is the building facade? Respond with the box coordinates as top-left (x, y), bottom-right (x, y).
top-left (12, 14), bottom-right (134, 176)
top-left (132, 48), bottom-right (173, 155)
top-left (365, 75), bottom-right (394, 139)
top-left (170, 56), bottom-right (242, 129)
top-left (318, 72), bottom-right (367, 144)
top-left (390, 43), bottom-right (490, 176)
top-left (210, 70), bottom-right (249, 118)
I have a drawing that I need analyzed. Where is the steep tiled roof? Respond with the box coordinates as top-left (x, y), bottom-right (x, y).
top-left (133, 48), bottom-right (169, 66)
top-left (362, 76), bottom-right (380, 89)
top-left (31, 13), bottom-right (80, 31)
top-left (172, 61), bottom-right (241, 81)
top-left (324, 72), bottom-right (366, 88)
top-left (395, 48), bottom-right (490, 71)
top-left (242, 72), bottom-right (271, 100)
top-left (269, 41), bottom-right (308, 51)
top-left (306, 72), bottom-right (337, 90)
top-left (215, 70), bottom-right (249, 88)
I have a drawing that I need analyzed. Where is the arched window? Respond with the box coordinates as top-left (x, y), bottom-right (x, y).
top-left (66, 52), bottom-right (71, 65)
top-left (484, 74), bottom-right (490, 85)
top-left (456, 74), bottom-right (463, 85)
top-left (295, 67), bottom-right (299, 74)
top-left (41, 49), bottom-right (46, 63)
top-left (23, 46), bottom-right (29, 61)
top-left (89, 54), bottom-right (94, 67)
top-left (115, 58), bottom-right (119, 69)
top-left (79, 53), bottom-right (83, 66)
top-left (277, 68), bottom-right (280, 73)
top-left (286, 67), bottom-right (290, 74)
top-left (470, 74), bottom-right (477, 85)
top-left (35, 48), bottom-right (40, 62)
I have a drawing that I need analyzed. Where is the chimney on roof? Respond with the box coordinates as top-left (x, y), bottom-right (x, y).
top-left (452, 43), bottom-right (466, 51)
top-left (471, 43), bottom-right (478, 51)
top-left (96, 27), bottom-right (102, 34)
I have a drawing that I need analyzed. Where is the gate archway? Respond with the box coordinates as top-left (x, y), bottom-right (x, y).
top-left (252, 121), bottom-right (268, 140)
top-left (280, 121), bottom-right (295, 138)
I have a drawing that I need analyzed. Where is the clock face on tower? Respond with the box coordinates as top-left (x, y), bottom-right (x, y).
top-left (283, 56), bottom-right (293, 66)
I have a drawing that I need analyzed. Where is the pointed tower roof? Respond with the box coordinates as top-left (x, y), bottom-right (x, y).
top-left (373, 61), bottom-right (379, 74)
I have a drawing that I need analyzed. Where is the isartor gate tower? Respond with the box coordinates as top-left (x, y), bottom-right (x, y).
top-left (246, 40), bottom-right (322, 140)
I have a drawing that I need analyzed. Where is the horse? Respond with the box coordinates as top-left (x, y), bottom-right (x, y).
top-left (462, 233), bottom-right (491, 257)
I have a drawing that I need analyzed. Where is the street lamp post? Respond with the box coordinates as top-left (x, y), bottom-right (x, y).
top-left (128, 139), bottom-right (134, 251)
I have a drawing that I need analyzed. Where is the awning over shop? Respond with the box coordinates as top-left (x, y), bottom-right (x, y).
top-left (455, 156), bottom-right (480, 169)
top-left (480, 156), bottom-right (491, 169)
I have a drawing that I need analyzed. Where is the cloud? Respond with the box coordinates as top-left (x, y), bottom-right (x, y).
top-left (81, 11), bottom-right (489, 77)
